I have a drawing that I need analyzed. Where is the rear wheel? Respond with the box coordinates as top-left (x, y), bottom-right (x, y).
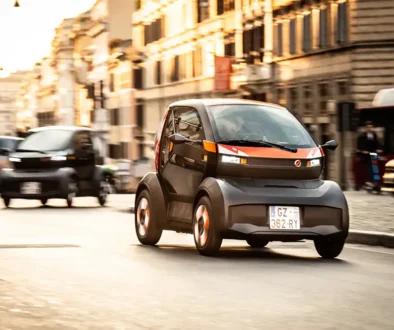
top-left (3, 197), bottom-right (10, 208)
top-left (135, 189), bottom-right (162, 245)
top-left (193, 196), bottom-right (222, 256)
top-left (246, 237), bottom-right (269, 248)
top-left (314, 236), bottom-right (346, 259)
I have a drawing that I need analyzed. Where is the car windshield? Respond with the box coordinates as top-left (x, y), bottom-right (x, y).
top-left (0, 138), bottom-right (21, 151)
top-left (208, 104), bottom-right (317, 149)
top-left (17, 130), bottom-right (73, 152)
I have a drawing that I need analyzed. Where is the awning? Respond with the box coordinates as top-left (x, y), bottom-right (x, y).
top-left (239, 83), bottom-right (269, 95)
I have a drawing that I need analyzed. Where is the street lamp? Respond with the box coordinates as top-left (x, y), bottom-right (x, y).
top-left (14, 0), bottom-right (20, 7)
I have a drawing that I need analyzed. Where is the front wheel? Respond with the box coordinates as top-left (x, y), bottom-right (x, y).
top-left (97, 179), bottom-right (109, 206)
top-left (193, 196), bottom-right (222, 256)
top-left (135, 189), bottom-right (162, 245)
top-left (41, 198), bottom-right (48, 206)
top-left (314, 236), bottom-right (346, 259)
top-left (66, 178), bottom-right (78, 208)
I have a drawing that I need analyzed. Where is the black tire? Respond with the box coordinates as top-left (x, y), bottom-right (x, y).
top-left (246, 237), bottom-right (269, 248)
top-left (41, 198), bottom-right (48, 206)
top-left (135, 189), bottom-right (162, 245)
top-left (97, 178), bottom-right (108, 206)
top-left (193, 196), bottom-right (222, 256)
top-left (314, 236), bottom-right (346, 259)
top-left (3, 197), bottom-right (10, 208)
top-left (66, 177), bottom-right (77, 208)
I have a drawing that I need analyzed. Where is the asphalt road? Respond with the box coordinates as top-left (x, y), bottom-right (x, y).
top-left (0, 196), bottom-right (393, 330)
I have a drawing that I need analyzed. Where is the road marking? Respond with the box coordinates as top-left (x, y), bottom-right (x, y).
top-left (0, 244), bottom-right (80, 249)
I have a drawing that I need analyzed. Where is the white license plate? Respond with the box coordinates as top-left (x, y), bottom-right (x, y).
top-left (20, 182), bottom-right (41, 194)
top-left (269, 206), bottom-right (300, 230)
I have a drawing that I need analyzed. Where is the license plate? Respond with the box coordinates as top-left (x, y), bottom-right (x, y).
top-left (20, 182), bottom-right (41, 194)
top-left (269, 206), bottom-right (300, 230)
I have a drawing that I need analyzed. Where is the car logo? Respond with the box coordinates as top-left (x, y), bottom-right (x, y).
top-left (294, 160), bottom-right (301, 167)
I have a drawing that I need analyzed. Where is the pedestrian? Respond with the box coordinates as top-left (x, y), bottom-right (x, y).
top-left (356, 121), bottom-right (383, 188)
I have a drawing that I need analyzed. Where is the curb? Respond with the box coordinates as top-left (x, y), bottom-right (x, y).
top-left (346, 230), bottom-right (394, 249)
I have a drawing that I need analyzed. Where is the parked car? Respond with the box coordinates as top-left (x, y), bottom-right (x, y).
top-left (0, 126), bottom-right (110, 208)
top-left (0, 136), bottom-right (23, 169)
top-left (133, 99), bottom-right (348, 259)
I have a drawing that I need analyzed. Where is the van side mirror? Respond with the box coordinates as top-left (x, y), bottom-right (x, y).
top-left (321, 140), bottom-right (338, 151)
top-left (169, 134), bottom-right (202, 145)
top-left (169, 134), bottom-right (188, 144)
top-left (0, 147), bottom-right (11, 156)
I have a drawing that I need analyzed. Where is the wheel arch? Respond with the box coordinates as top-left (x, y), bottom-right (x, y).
top-left (193, 177), bottom-right (226, 232)
top-left (135, 172), bottom-right (167, 228)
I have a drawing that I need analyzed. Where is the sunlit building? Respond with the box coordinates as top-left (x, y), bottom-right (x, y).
top-left (0, 71), bottom-right (28, 136)
top-left (87, 0), bottom-right (135, 161)
top-left (131, 0), bottom-right (248, 159)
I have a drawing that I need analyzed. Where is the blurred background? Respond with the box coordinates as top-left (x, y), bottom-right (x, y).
top-left (1, 0), bottom-right (394, 192)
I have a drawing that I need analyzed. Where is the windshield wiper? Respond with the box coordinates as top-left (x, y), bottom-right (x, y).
top-left (217, 139), bottom-right (297, 153)
top-left (16, 148), bottom-right (47, 154)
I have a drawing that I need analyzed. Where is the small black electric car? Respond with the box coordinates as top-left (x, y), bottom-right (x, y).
top-left (134, 99), bottom-right (349, 259)
top-left (0, 126), bottom-right (109, 208)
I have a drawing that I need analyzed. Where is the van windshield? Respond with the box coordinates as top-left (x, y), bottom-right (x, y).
top-left (17, 130), bottom-right (73, 152)
top-left (207, 104), bottom-right (317, 149)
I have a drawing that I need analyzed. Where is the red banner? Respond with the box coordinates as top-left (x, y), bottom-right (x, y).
top-left (214, 56), bottom-right (232, 91)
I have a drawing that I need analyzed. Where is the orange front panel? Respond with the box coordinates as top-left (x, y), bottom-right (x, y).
top-left (217, 144), bottom-right (322, 159)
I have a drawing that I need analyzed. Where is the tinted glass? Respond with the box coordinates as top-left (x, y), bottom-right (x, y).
top-left (0, 138), bottom-right (21, 151)
top-left (174, 108), bottom-right (204, 140)
top-left (208, 104), bottom-right (317, 148)
top-left (17, 130), bottom-right (73, 152)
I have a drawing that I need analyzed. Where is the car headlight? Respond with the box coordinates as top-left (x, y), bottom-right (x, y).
top-left (221, 155), bottom-right (248, 164)
top-left (50, 156), bottom-right (67, 161)
top-left (9, 157), bottom-right (21, 162)
top-left (1, 168), bottom-right (13, 172)
top-left (306, 158), bottom-right (321, 167)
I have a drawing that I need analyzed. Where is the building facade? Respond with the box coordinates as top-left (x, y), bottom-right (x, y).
top-left (0, 71), bottom-right (27, 136)
top-left (132, 0), bottom-right (247, 159)
top-left (87, 0), bottom-right (135, 161)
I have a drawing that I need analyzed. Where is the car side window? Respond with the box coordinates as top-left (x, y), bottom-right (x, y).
top-left (174, 107), bottom-right (204, 140)
top-left (161, 110), bottom-right (175, 167)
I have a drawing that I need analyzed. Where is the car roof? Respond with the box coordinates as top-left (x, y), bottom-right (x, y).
top-left (28, 126), bottom-right (93, 133)
top-left (0, 136), bottom-right (23, 140)
top-left (169, 98), bottom-right (286, 110)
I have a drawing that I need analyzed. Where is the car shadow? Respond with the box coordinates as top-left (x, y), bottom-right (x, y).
top-left (3, 205), bottom-right (103, 210)
top-left (131, 244), bottom-right (353, 266)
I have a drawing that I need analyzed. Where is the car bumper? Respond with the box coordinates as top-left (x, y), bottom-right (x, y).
top-left (210, 178), bottom-right (349, 241)
top-left (0, 169), bottom-right (70, 199)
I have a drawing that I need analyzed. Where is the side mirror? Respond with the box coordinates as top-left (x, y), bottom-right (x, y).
top-left (0, 147), bottom-right (11, 156)
top-left (81, 143), bottom-right (93, 150)
top-left (321, 140), bottom-right (338, 151)
top-left (169, 133), bottom-right (188, 144)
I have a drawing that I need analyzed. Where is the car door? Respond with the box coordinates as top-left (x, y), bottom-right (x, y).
top-left (73, 131), bottom-right (95, 180)
top-left (160, 106), bottom-right (207, 202)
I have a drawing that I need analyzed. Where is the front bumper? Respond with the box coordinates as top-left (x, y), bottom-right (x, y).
top-left (207, 178), bottom-right (349, 241)
top-left (0, 169), bottom-right (70, 199)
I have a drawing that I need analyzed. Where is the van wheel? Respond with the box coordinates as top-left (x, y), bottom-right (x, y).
top-left (314, 236), bottom-right (346, 259)
top-left (246, 237), bottom-right (269, 248)
top-left (3, 197), bottom-right (10, 208)
top-left (97, 178), bottom-right (109, 206)
top-left (66, 178), bottom-right (77, 208)
top-left (135, 189), bottom-right (162, 245)
top-left (193, 196), bottom-right (222, 256)
top-left (41, 198), bottom-right (48, 206)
